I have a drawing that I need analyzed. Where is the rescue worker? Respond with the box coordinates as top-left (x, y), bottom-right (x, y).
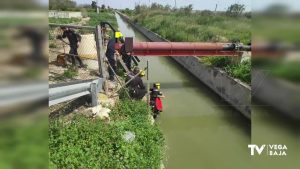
top-left (105, 37), bottom-right (117, 81)
top-left (57, 26), bottom-right (84, 68)
top-left (115, 30), bottom-right (124, 43)
top-left (150, 83), bottom-right (164, 99)
top-left (150, 83), bottom-right (165, 118)
top-left (120, 44), bottom-right (132, 70)
top-left (105, 30), bottom-right (124, 81)
top-left (127, 67), bottom-right (146, 100)
top-left (15, 26), bottom-right (46, 64)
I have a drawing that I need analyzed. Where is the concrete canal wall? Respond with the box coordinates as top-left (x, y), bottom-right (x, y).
top-left (117, 12), bottom-right (251, 119)
top-left (252, 70), bottom-right (300, 119)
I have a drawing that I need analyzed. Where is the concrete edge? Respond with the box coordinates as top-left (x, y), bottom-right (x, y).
top-left (252, 69), bottom-right (300, 119)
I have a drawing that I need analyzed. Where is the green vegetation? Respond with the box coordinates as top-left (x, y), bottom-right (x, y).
top-left (63, 66), bottom-right (78, 78)
top-left (49, 17), bottom-right (81, 24)
top-left (49, 100), bottom-right (165, 168)
top-left (126, 4), bottom-right (251, 84)
top-left (253, 59), bottom-right (300, 84)
top-left (0, 113), bottom-right (47, 169)
top-left (53, 66), bottom-right (78, 81)
top-left (270, 61), bottom-right (300, 84)
top-left (201, 56), bottom-right (232, 68)
top-left (85, 11), bottom-right (118, 38)
top-left (225, 60), bottom-right (251, 84)
top-left (131, 5), bottom-right (251, 44)
top-left (201, 57), bottom-right (251, 83)
top-left (87, 11), bottom-right (117, 28)
top-left (49, 0), bottom-right (77, 11)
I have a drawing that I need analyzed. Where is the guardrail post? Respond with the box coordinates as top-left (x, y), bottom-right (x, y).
top-left (90, 82), bottom-right (98, 107)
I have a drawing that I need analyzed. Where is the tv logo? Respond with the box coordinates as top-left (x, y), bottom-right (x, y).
top-left (248, 144), bottom-right (287, 156)
top-left (248, 144), bottom-right (266, 155)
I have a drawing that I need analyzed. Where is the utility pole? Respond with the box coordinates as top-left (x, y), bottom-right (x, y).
top-left (96, 0), bottom-right (99, 14)
top-left (214, 4), bottom-right (218, 12)
top-left (174, 0), bottom-right (177, 9)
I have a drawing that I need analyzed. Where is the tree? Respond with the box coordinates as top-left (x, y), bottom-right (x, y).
top-left (49, 0), bottom-right (76, 10)
top-left (180, 4), bottom-right (193, 14)
top-left (91, 1), bottom-right (97, 9)
top-left (101, 4), bottom-right (106, 10)
top-left (264, 4), bottom-right (289, 16)
top-left (226, 3), bottom-right (245, 17)
top-left (150, 3), bottom-right (164, 10)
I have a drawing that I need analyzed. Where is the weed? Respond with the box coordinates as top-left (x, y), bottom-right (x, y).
top-left (201, 56), bottom-right (232, 68)
top-left (63, 67), bottom-right (78, 78)
top-left (225, 60), bottom-right (251, 84)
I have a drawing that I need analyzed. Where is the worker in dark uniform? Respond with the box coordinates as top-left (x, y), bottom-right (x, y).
top-left (15, 26), bottom-right (46, 64)
top-left (105, 37), bottom-right (117, 81)
top-left (127, 67), bottom-right (146, 100)
top-left (106, 30), bottom-right (125, 80)
top-left (120, 44), bottom-right (132, 70)
top-left (57, 26), bottom-right (84, 67)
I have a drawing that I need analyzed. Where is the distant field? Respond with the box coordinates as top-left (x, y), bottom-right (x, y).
top-left (132, 10), bottom-right (251, 44)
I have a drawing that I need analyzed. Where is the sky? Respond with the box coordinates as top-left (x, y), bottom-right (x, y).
top-left (74, 0), bottom-right (252, 11)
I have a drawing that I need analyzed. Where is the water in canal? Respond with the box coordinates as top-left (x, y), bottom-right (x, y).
top-left (115, 13), bottom-right (250, 169)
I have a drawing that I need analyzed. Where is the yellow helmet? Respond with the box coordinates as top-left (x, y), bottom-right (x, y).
top-left (115, 31), bottom-right (123, 39)
top-left (154, 82), bottom-right (160, 90)
top-left (140, 70), bottom-right (145, 76)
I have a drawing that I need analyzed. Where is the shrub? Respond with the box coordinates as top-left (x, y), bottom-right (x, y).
top-left (225, 60), bottom-right (251, 84)
top-left (201, 56), bottom-right (232, 68)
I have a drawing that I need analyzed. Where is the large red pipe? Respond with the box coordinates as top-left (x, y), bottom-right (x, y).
top-left (116, 41), bottom-right (244, 56)
top-left (132, 42), bottom-right (240, 56)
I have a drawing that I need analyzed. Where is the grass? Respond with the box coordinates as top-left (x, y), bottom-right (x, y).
top-left (63, 67), bottom-right (78, 78)
top-left (225, 60), bottom-right (251, 84)
top-left (253, 58), bottom-right (300, 84)
top-left (132, 10), bottom-right (251, 44)
top-left (0, 113), bottom-right (48, 169)
top-left (49, 100), bottom-right (165, 169)
top-left (49, 17), bottom-right (81, 24)
top-left (201, 56), bottom-right (251, 84)
top-left (87, 11), bottom-right (117, 28)
top-left (53, 67), bottom-right (78, 81)
top-left (201, 56), bottom-right (232, 67)
top-left (86, 11), bottom-right (118, 38)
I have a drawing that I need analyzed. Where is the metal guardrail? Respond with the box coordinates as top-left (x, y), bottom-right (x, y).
top-left (49, 78), bottom-right (103, 107)
top-left (0, 81), bottom-right (48, 107)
